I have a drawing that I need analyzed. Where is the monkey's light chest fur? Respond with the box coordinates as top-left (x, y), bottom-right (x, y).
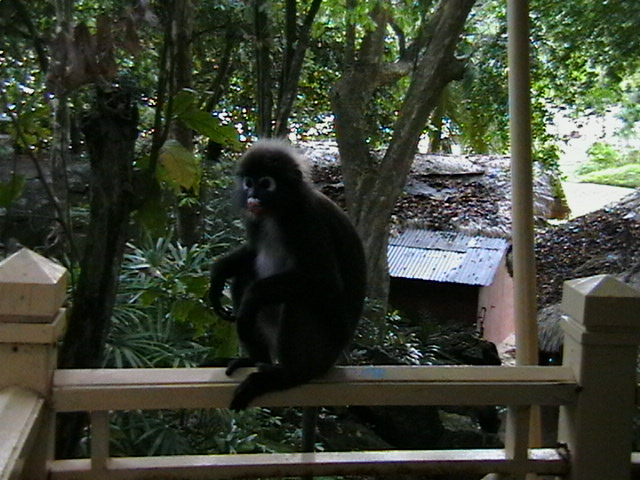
top-left (255, 217), bottom-right (293, 362)
top-left (255, 217), bottom-right (294, 279)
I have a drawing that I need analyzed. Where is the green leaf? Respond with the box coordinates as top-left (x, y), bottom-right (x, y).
top-left (181, 275), bottom-right (209, 298)
top-left (185, 301), bottom-right (218, 327)
top-left (158, 140), bottom-right (201, 193)
top-left (0, 175), bottom-right (25, 207)
top-left (139, 290), bottom-right (160, 307)
top-left (171, 298), bottom-right (195, 323)
top-left (213, 122), bottom-right (242, 150)
top-left (176, 109), bottom-right (241, 150)
top-left (171, 89), bottom-right (198, 118)
top-left (179, 109), bottom-right (223, 139)
top-left (133, 183), bottom-right (170, 237)
top-left (206, 316), bottom-right (238, 358)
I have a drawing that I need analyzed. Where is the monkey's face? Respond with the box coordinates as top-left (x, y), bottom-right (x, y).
top-left (235, 141), bottom-right (307, 217)
top-left (240, 175), bottom-right (277, 216)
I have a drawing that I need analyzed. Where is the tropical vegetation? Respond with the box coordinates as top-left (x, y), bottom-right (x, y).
top-left (1, 0), bottom-right (638, 457)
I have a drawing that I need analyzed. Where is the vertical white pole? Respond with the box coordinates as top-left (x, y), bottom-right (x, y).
top-left (507, 0), bottom-right (541, 465)
top-left (508, 0), bottom-right (538, 369)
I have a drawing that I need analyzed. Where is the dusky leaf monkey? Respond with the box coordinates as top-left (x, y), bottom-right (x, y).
top-left (209, 139), bottom-right (366, 412)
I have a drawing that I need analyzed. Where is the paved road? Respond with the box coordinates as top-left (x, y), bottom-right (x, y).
top-left (562, 182), bottom-right (635, 218)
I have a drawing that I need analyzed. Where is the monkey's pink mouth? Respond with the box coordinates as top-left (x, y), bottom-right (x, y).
top-left (247, 198), bottom-right (264, 215)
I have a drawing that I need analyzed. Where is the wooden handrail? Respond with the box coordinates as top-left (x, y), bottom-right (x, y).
top-left (50, 448), bottom-right (568, 480)
top-left (0, 387), bottom-right (45, 480)
top-left (52, 365), bottom-right (578, 411)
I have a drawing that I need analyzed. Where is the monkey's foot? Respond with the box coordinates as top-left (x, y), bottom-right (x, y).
top-left (229, 368), bottom-right (300, 411)
top-left (229, 371), bottom-right (273, 411)
top-left (225, 357), bottom-right (257, 376)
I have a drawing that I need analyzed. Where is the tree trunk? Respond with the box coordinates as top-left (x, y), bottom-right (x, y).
top-left (50, 0), bottom-right (74, 256)
top-left (254, 0), bottom-right (273, 137)
top-left (171, 0), bottom-right (200, 246)
top-left (57, 84), bottom-right (138, 458)
top-left (332, 0), bottom-right (476, 306)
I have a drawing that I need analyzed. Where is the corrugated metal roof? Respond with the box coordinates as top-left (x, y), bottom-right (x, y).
top-left (388, 230), bottom-right (509, 286)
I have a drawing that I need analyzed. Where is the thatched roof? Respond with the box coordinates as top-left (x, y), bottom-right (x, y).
top-left (535, 190), bottom-right (640, 352)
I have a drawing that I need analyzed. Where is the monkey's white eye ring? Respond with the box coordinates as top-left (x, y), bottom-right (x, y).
top-left (258, 176), bottom-right (277, 192)
top-left (242, 177), bottom-right (254, 190)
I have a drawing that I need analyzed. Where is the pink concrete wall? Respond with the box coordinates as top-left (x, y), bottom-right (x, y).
top-left (477, 256), bottom-right (515, 345)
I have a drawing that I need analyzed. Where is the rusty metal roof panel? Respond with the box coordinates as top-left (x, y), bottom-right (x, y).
top-left (388, 230), bottom-right (509, 286)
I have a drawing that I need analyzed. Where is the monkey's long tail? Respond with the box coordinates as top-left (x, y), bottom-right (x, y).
top-left (302, 406), bottom-right (318, 480)
top-left (231, 368), bottom-right (320, 477)
top-left (230, 366), bottom-right (311, 411)
top-left (302, 406), bottom-right (318, 452)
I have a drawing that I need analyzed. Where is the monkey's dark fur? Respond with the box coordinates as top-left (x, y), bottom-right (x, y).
top-left (209, 140), bottom-right (366, 411)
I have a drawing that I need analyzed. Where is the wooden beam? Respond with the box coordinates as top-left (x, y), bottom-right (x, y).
top-left (0, 309), bottom-right (67, 344)
top-left (49, 448), bottom-right (568, 479)
top-left (53, 366), bottom-right (577, 412)
top-left (0, 387), bottom-right (45, 480)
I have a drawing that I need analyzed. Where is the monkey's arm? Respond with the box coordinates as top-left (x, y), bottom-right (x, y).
top-left (209, 245), bottom-right (255, 319)
top-left (235, 268), bottom-right (339, 322)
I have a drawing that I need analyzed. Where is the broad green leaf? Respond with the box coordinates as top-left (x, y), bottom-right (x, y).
top-left (185, 301), bottom-right (217, 327)
top-left (176, 110), bottom-right (241, 150)
top-left (171, 89), bottom-right (198, 118)
top-left (158, 140), bottom-right (201, 193)
top-left (213, 122), bottom-right (242, 150)
top-left (171, 298), bottom-right (195, 323)
top-left (205, 315), bottom-right (238, 358)
top-left (133, 184), bottom-right (170, 237)
top-left (179, 109), bottom-right (224, 140)
top-left (139, 290), bottom-right (160, 307)
top-left (0, 175), bottom-right (25, 207)
top-left (181, 275), bottom-right (209, 298)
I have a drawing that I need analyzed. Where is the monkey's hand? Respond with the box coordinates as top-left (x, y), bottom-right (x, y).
top-left (215, 304), bottom-right (235, 322)
top-left (208, 280), bottom-right (235, 322)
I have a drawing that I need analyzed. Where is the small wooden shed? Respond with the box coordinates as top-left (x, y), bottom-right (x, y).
top-left (388, 229), bottom-right (514, 345)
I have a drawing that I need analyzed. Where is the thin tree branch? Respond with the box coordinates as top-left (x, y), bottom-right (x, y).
top-left (148, 0), bottom-right (174, 175)
top-left (204, 31), bottom-right (236, 112)
top-left (254, 0), bottom-right (273, 137)
top-left (274, 0), bottom-right (323, 137)
top-left (10, 0), bottom-right (49, 72)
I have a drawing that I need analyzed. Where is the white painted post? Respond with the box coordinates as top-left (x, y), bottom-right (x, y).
top-left (558, 274), bottom-right (640, 480)
top-left (0, 248), bottom-right (69, 480)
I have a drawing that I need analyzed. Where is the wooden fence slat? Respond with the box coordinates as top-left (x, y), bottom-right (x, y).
top-left (0, 387), bottom-right (45, 480)
top-left (90, 411), bottom-right (110, 475)
top-left (49, 448), bottom-right (568, 480)
top-left (53, 366), bottom-right (577, 412)
top-left (54, 365), bottom-right (575, 385)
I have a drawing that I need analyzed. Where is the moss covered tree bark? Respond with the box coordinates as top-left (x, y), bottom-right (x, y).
top-left (56, 84), bottom-right (138, 458)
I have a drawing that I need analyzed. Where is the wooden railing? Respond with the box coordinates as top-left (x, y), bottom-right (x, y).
top-left (2, 248), bottom-right (640, 480)
top-left (48, 365), bottom-right (574, 479)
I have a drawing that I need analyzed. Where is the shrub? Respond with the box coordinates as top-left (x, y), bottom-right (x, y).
top-left (578, 142), bottom-right (623, 175)
top-left (579, 163), bottom-right (640, 188)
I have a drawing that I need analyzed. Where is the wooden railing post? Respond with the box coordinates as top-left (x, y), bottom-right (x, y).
top-left (558, 274), bottom-right (640, 480)
top-left (0, 248), bottom-right (69, 480)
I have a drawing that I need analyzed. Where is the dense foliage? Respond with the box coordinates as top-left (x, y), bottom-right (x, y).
top-left (1, 0), bottom-right (638, 457)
